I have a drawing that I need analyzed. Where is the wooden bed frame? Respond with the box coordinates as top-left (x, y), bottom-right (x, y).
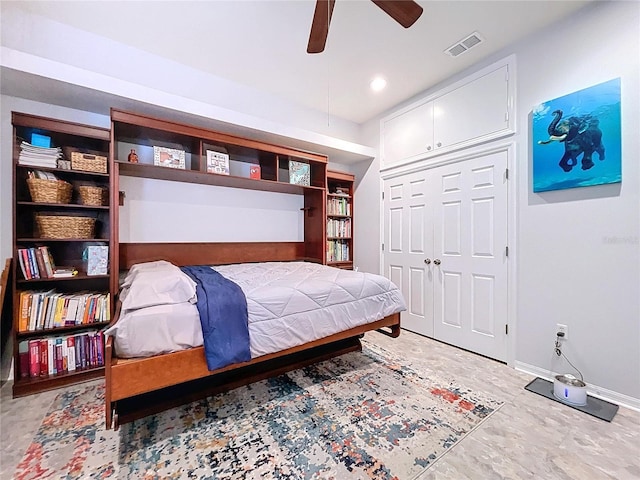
top-left (105, 242), bottom-right (401, 429)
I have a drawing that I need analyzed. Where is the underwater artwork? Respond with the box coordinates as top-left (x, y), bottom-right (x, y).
top-left (532, 78), bottom-right (621, 193)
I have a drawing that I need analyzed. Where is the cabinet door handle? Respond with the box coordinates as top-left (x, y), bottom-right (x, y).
top-left (433, 259), bottom-right (441, 265)
top-left (424, 258), bottom-right (431, 265)
top-left (436, 142), bottom-right (442, 148)
top-left (426, 145), bottom-right (432, 151)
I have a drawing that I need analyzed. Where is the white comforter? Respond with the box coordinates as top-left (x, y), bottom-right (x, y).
top-left (215, 262), bottom-right (406, 357)
top-left (108, 262), bottom-right (406, 359)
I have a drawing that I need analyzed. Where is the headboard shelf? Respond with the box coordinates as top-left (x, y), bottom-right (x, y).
top-left (119, 242), bottom-right (309, 269)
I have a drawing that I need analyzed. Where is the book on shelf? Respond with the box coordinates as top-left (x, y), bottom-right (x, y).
top-left (52, 266), bottom-right (78, 278)
top-left (18, 341), bottom-right (29, 378)
top-left (206, 150), bottom-right (230, 175)
top-left (17, 246), bottom-right (57, 280)
top-left (28, 339), bottom-right (40, 378)
top-left (289, 160), bottom-right (310, 186)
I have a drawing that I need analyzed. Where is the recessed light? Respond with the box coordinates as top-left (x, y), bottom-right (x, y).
top-left (370, 76), bottom-right (387, 92)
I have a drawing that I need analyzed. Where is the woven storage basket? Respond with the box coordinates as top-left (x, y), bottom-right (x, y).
top-left (36, 215), bottom-right (96, 239)
top-left (70, 152), bottom-right (108, 173)
top-left (78, 185), bottom-right (108, 206)
top-left (27, 178), bottom-right (73, 204)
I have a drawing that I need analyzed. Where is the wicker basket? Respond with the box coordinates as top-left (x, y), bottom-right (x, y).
top-left (35, 214), bottom-right (96, 239)
top-left (78, 185), bottom-right (108, 206)
top-left (26, 178), bottom-right (73, 204)
top-left (70, 152), bottom-right (108, 173)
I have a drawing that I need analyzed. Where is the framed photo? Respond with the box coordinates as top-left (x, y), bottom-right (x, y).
top-left (532, 78), bottom-right (621, 192)
top-left (289, 160), bottom-right (310, 186)
top-left (206, 150), bottom-right (230, 175)
top-left (153, 146), bottom-right (186, 169)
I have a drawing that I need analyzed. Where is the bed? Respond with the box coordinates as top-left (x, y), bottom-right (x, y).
top-left (104, 242), bottom-right (405, 429)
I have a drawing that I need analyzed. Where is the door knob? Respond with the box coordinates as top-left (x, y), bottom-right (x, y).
top-left (427, 145), bottom-right (432, 151)
top-left (436, 142), bottom-right (442, 147)
top-left (433, 259), bottom-right (441, 265)
top-left (424, 258), bottom-right (431, 264)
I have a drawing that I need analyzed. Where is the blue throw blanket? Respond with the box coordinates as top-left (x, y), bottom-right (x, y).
top-left (180, 266), bottom-right (251, 371)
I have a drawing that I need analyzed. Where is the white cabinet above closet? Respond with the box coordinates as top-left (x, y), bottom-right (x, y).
top-left (381, 58), bottom-right (514, 170)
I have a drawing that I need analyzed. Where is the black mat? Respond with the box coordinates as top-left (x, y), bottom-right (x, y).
top-left (524, 377), bottom-right (619, 422)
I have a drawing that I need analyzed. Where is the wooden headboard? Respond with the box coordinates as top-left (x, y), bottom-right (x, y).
top-left (118, 242), bottom-right (307, 269)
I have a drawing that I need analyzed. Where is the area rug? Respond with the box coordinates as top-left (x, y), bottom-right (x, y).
top-left (14, 341), bottom-right (503, 479)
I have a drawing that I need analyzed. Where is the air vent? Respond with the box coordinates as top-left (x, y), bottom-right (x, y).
top-left (445, 31), bottom-right (484, 57)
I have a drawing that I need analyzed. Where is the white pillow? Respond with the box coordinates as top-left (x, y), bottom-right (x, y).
top-left (120, 261), bottom-right (197, 311)
top-left (121, 260), bottom-right (178, 287)
top-left (105, 301), bottom-right (202, 358)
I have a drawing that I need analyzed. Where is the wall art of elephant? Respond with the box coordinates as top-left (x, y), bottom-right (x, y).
top-left (538, 109), bottom-right (605, 172)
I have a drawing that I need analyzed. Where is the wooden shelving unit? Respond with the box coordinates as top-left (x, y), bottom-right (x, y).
top-left (109, 109), bottom-right (329, 294)
top-left (11, 112), bottom-right (112, 397)
top-left (326, 170), bottom-right (354, 270)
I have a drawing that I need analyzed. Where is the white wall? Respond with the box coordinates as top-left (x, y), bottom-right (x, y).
top-left (358, 1), bottom-right (639, 404)
top-left (118, 178), bottom-right (302, 243)
top-left (514, 1), bottom-right (639, 404)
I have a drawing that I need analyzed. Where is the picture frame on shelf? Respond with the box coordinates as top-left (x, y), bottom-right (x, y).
top-left (289, 160), bottom-right (310, 186)
top-left (153, 146), bottom-right (186, 170)
top-left (206, 150), bottom-right (230, 175)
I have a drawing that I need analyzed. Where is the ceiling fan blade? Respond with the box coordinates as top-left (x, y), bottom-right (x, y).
top-left (371, 0), bottom-right (423, 28)
top-left (307, 0), bottom-right (336, 54)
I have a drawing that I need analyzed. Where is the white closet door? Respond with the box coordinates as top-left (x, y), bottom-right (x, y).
top-left (432, 150), bottom-right (508, 361)
top-left (383, 171), bottom-right (434, 337)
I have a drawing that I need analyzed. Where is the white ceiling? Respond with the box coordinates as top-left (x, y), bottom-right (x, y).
top-left (6, 0), bottom-right (593, 125)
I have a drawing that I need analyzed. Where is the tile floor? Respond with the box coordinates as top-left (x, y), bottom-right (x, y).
top-left (1, 330), bottom-right (638, 480)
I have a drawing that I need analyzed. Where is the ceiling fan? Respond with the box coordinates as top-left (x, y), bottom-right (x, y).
top-left (307, 0), bottom-right (424, 54)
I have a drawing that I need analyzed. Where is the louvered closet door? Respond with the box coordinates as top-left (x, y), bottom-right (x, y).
top-left (383, 171), bottom-right (434, 337)
top-left (432, 150), bottom-right (508, 361)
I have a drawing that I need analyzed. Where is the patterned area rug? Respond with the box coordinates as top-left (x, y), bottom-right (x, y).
top-left (14, 341), bottom-right (502, 479)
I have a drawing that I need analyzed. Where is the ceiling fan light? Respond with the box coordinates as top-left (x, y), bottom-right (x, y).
top-left (370, 76), bottom-right (387, 92)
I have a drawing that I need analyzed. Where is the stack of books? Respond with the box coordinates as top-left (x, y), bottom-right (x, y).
top-left (18, 141), bottom-right (62, 168)
top-left (17, 246), bottom-right (77, 280)
top-left (19, 331), bottom-right (106, 378)
top-left (18, 290), bottom-right (110, 331)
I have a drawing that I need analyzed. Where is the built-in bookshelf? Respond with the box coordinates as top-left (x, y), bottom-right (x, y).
top-left (11, 112), bottom-right (112, 397)
top-left (326, 170), bottom-right (354, 270)
top-left (109, 110), bottom-right (329, 292)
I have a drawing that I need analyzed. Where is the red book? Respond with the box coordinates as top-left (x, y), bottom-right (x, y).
top-left (40, 338), bottom-right (49, 376)
top-left (18, 341), bottom-right (29, 378)
top-left (28, 339), bottom-right (40, 378)
top-left (21, 249), bottom-right (32, 279)
top-left (55, 339), bottom-right (64, 374)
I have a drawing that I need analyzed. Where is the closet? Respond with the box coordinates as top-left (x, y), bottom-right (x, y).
top-left (382, 148), bottom-right (509, 361)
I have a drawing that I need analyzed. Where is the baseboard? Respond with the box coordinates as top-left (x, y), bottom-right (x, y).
top-left (514, 361), bottom-right (640, 413)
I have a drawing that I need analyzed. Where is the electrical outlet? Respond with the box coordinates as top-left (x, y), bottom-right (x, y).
top-left (556, 323), bottom-right (568, 340)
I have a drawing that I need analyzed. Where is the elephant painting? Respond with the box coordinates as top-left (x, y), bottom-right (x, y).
top-left (538, 109), bottom-right (605, 172)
